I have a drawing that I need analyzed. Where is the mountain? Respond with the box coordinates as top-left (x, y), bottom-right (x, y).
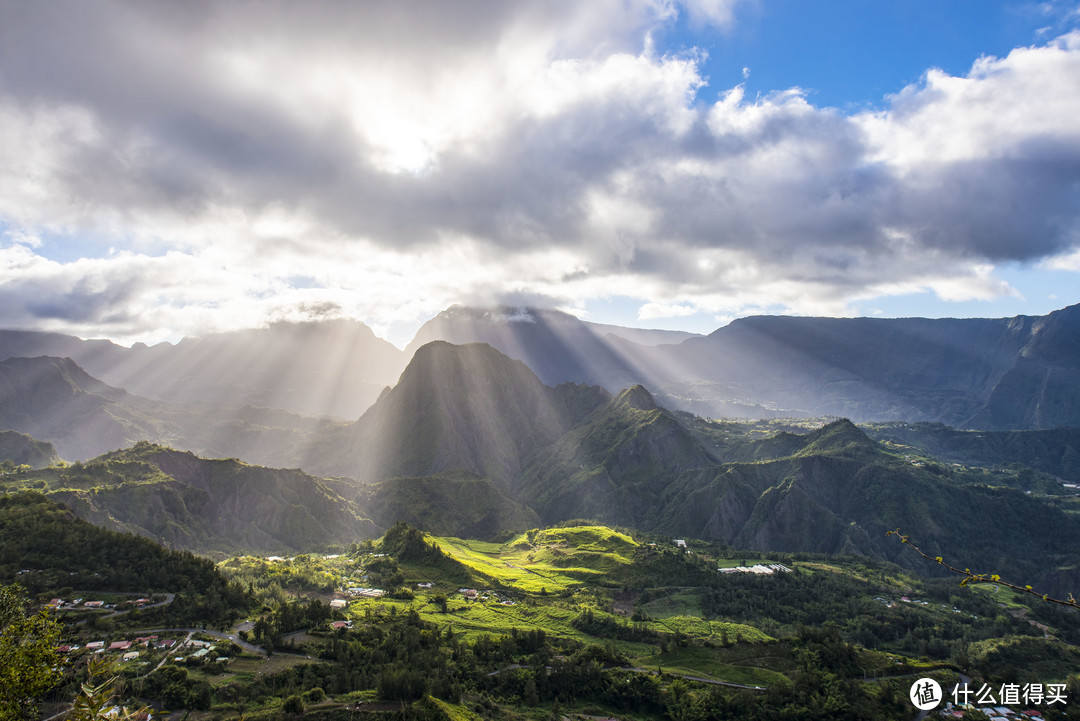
top-left (633, 304), bottom-right (1080, 429)
top-left (0, 354), bottom-right (334, 466)
top-left (863, 422), bottom-right (1080, 481)
top-left (307, 341), bottom-right (610, 485)
top-left (361, 471), bottom-right (540, 539)
top-left (0, 356), bottom-right (170, 461)
top-left (10, 442), bottom-right (377, 556)
top-left (404, 306), bottom-right (670, 390)
top-left (0, 319), bottom-right (405, 420)
top-left (646, 419), bottom-right (1080, 580)
top-left (7, 304), bottom-right (1080, 430)
top-left (4, 335), bottom-right (1077, 583)
top-left (404, 303), bottom-right (1080, 430)
top-left (518, 385), bottom-right (715, 525)
top-left (297, 340), bottom-right (1080, 582)
top-left (0, 430), bottom-right (59, 469)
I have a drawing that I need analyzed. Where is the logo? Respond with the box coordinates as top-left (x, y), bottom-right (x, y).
top-left (910, 678), bottom-right (942, 710)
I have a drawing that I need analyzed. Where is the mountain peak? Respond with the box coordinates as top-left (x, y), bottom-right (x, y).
top-left (796, 418), bottom-right (878, 457)
top-left (612, 384), bottom-right (659, 412)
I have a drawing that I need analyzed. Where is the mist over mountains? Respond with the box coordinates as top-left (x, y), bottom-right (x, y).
top-left (2, 303), bottom-right (1080, 578)
top-left (2, 305), bottom-right (1080, 583)
top-left (4, 303), bottom-right (1080, 432)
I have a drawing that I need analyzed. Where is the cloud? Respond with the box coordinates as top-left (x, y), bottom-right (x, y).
top-left (638, 302), bottom-right (698, 319)
top-left (0, 3), bottom-right (1078, 343)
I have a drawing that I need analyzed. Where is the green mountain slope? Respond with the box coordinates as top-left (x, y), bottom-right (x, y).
top-left (652, 420), bottom-right (1080, 581)
top-left (0, 492), bottom-right (246, 617)
top-left (519, 385), bottom-right (714, 525)
top-left (8, 442), bottom-right (378, 556)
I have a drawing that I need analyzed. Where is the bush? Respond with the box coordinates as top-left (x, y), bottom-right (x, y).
top-left (283, 694), bottom-right (305, 714)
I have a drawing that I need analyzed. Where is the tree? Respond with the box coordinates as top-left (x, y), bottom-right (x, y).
top-left (283, 693), bottom-right (305, 714)
top-left (0, 583), bottom-right (61, 721)
top-left (888, 529), bottom-right (1079, 608)
top-left (67, 658), bottom-right (151, 721)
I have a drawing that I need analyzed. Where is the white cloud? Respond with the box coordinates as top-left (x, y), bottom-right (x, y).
top-left (638, 302), bottom-right (698, 319)
top-left (0, 3), bottom-right (1077, 343)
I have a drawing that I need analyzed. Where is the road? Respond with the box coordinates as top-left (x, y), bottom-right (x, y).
top-left (136, 626), bottom-right (267, 656)
top-left (102, 593), bottom-right (176, 619)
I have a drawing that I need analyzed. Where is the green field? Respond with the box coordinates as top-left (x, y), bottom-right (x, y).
top-left (432, 526), bottom-right (638, 593)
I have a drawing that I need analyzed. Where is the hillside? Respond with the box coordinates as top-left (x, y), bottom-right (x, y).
top-left (650, 420), bottom-right (1080, 582)
top-left (0, 354), bottom-right (335, 466)
top-left (361, 472), bottom-right (540, 539)
top-left (306, 341), bottom-right (609, 485)
top-left (0, 430), bottom-right (59, 469)
top-left (5, 443), bottom-right (378, 555)
top-left (519, 385), bottom-right (715, 525)
top-left (0, 491), bottom-right (246, 620)
top-left (864, 422), bottom-right (1080, 481)
top-left (0, 356), bottom-right (170, 461)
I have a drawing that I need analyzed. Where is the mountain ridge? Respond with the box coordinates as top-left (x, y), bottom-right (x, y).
top-left (4, 302), bottom-right (1080, 429)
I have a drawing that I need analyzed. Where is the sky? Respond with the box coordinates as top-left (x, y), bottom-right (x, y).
top-left (2, 1), bottom-right (1080, 348)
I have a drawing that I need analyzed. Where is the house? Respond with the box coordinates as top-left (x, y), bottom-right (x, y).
top-left (86, 641), bottom-right (105, 650)
top-left (330, 621), bottom-right (350, 630)
top-left (329, 599), bottom-right (347, 610)
top-left (157, 639), bottom-right (176, 649)
top-left (417, 582), bottom-right (434, 588)
top-left (122, 652), bottom-right (140, 661)
top-left (674, 539), bottom-right (687, 548)
top-left (109, 641), bottom-right (132, 651)
top-left (46, 598), bottom-right (63, 608)
top-left (84, 601), bottom-right (105, 608)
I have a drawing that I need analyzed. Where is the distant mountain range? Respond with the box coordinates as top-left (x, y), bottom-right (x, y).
top-left (0, 319), bottom-right (403, 420)
top-left (407, 304), bottom-right (1080, 430)
top-left (5, 303), bottom-right (1078, 430)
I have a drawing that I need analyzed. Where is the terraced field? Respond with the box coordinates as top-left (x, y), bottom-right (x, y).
top-left (433, 525), bottom-right (638, 592)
